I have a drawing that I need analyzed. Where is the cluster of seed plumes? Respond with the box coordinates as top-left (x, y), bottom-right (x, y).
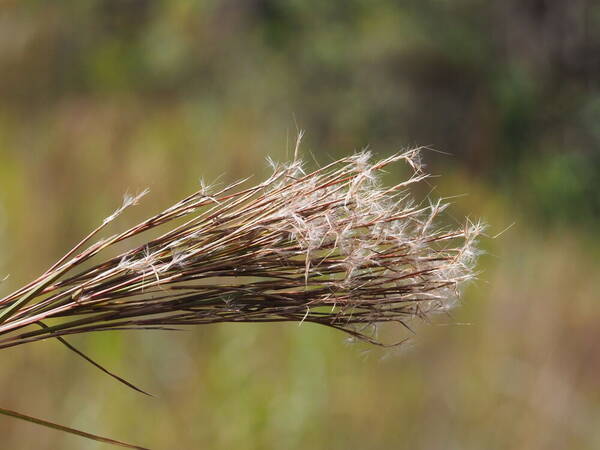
top-left (0, 148), bottom-right (482, 348)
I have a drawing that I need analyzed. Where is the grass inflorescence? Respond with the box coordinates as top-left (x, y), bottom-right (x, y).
top-left (0, 148), bottom-right (482, 350)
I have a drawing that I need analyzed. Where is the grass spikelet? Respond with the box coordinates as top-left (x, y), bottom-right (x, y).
top-left (0, 148), bottom-right (482, 349)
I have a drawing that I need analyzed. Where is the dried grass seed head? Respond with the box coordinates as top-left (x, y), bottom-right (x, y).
top-left (0, 148), bottom-right (483, 348)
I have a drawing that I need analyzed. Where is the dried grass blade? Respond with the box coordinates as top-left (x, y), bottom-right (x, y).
top-left (0, 407), bottom-right (148, 449)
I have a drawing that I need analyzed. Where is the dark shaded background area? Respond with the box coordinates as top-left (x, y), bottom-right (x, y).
top-left (2, 0), bottom-right (599, 224)
top-left (0, 1), bottom-right (599, 449)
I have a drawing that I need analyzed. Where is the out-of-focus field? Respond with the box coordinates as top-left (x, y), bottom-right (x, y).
top-left (0, 1), bottom-right (599, 449)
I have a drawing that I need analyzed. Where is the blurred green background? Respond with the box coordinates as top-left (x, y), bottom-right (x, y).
top-left (0, 1), bottom-right (599, 449)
